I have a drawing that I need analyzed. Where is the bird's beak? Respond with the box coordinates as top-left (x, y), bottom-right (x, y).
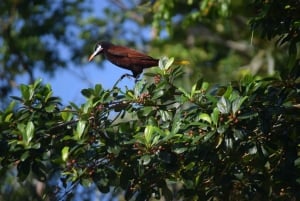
top-left (88, 45), bottom-right (103, 61)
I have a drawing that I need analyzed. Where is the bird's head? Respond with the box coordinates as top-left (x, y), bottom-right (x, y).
top-left (88, 41), bottom-right (112, 61)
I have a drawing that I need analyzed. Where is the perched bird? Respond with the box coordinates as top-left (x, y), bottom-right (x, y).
top-left (88, 41), bottom-right (188, 78)
top-left (88, 41), bottom-right (159, 78)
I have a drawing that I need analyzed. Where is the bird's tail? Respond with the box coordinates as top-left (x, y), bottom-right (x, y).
top-left (173, 60), bottom-right (190, 65)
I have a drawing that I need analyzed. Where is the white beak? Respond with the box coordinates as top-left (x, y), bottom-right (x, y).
top-left (88, 45), bottom-right (103, 61)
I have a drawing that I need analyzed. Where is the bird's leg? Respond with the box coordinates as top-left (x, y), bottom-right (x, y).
top-left (120, 73), bottom-right (135, 80)
top-left (112, 74), bottom-right (132, 88)
top-left (115, 73), bottom-right (141, 84)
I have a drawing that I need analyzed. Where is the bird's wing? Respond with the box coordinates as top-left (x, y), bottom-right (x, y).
top-left (107, 46), bottom-right (154, 59)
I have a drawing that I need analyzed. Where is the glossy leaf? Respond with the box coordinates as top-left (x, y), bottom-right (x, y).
top-left (75, 120), bottom-right (86, 140)
top-left (217, 96), bottom-right (231, 114)
top-left (62, 146), bottom-right (69, 161)
top-left (24, 121), bottom-right (34, 144)
top-left (199, 113), bottom-right (212, 124)
top-left (232, 96), bottom-right (247, 114)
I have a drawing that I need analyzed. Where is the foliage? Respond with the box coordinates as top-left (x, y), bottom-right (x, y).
top-left (1, 0), bottom-right (300, 200)
top-left (0, 0), bottom-right (88, 100)
top-left (1, 58), bottom-right (299, 200)
top-left (250, 0), bottom-right (300, 68)
top-left (250, 0), bottom-right (300, 49)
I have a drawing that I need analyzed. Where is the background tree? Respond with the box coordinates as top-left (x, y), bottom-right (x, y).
top-left (0, 0), bottom-right (299, 200)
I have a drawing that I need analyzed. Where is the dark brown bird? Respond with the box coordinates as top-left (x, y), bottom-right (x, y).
top-left (88, 41), bottom-right (159, 78)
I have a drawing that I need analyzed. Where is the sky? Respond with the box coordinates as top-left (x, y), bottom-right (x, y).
top-left (14, 0), bottom-right (138, 106)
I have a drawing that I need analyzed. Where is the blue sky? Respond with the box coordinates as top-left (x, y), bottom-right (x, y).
top-left (14, 0), bottom-right (141, 105)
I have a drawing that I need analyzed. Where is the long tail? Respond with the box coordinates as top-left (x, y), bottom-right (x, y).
top-left (173, 60), bottom-right (190, 65)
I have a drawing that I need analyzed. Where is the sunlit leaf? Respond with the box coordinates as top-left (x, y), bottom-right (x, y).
top-left (45, 104), bottom-right (56, 112)
top-left (61, 108), bottom-right (73, 121)
top-left (232, 96), bottom-right (247, 114)
top-left (62, 146), bottom-right (69, 161)
top-left (294, 158), bottom-right (300, 168)
top-left (211, 108), bottom-right (219, 126)
top-left (140, 155), bottom-right (151, 165)
top-left (217, 96), bottom-right (231, 114)
top-left (20, 85), bottom-right (30, 101)
top-left (160, 57), bottom-right (174, 70)
top-left (144, 125), bottom-right (154, 145)
top-left (24, 121), bottom-right (34, 144)
top-left (199, 113), bottom-right (212, 124)
top-left (75, 120), bottom-right (86, 140)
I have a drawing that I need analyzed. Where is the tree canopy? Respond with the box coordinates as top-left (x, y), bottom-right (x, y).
top-left (0, 0), bottom-right (299, 200)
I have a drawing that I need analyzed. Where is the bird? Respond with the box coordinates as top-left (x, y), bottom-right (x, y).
top-left (88, 41), bottom-right (189, 78)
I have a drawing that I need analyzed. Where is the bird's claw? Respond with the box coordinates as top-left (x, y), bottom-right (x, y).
top-left (115, 73), bottom-right (141, 85)
top-left (120, 73), bottom-right (134, 80)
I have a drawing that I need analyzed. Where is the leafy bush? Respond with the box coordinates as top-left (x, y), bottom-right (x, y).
top-left (1, 58), bottom-right (299, 200)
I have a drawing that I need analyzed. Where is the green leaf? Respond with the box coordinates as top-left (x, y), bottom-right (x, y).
top-left (144, 125), bottom-right (154, 145)
top-left (33, 79), bottom-right (42, 88)
top-left (94, 84), bottom-right (103, 96)
top-left (190, 83), bottom-right (198, 96)
top-left (75, 120), bottom-right (86, 140)
top-left (83, 99), bottom-right (93, 113)
top-left (62, 146), bottom-right (69, 161)
top-left (152, 89), bottom-right (164, 100)
top-left (134, 79), bottom-right (146, 96)
top-left (24, 121), bottom-right (34, 144)
top-left (45, 104), bottom-right (56, 112)
top-left (178, 87), bottom-right (191, 99)
top-left (69, 102), bottom-right (80, 110)
top-left (217, 96), bottom-right (231, 114)
top-left (294, 157), bottom-right (300, 168)
top-left (140, 155), bottom-right (151, 165)
top-left (211, 108), bottom-right (219, 126)
top-left (5, 100), bottom-right (17, 112)
top-left (4, 113), bottom-right (13, 122)
top-left (81, 88), bottom-right (93, 98)
top-left (223, 86), bottom-right (233, 98)
top-left (159, 57), bottom-right (174, 70)
top-left (203, 131), bottom-right (215, 142)
top-left (232, 96), bottom-right (247, 114)
top-left (44, 85), bottom-right (53, 102)
top-left (137, 106), bottom-right (154, 117)
top-left (20, 151), bottom-right (30, 161)
top-left (201, 81), bottom-right (209, 91)
top-left (20, 85), bottom-right (30, 101)
top-left (215, 133), bottom-right (224, 148)
top-left (199, 113), bottom-right (212, 124)
top-left (61, 107), bottom-right (73, 121)
top-left (173, 147), bottom-right (187, 154)
top-left (152, 135), bottom-right (161, 146)
top-left (160, 110), bottom-right (172, 121)
top-left (107, 146), bottom-right (121, 155)
top-left (171, 111), bottom-right (181, 134)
